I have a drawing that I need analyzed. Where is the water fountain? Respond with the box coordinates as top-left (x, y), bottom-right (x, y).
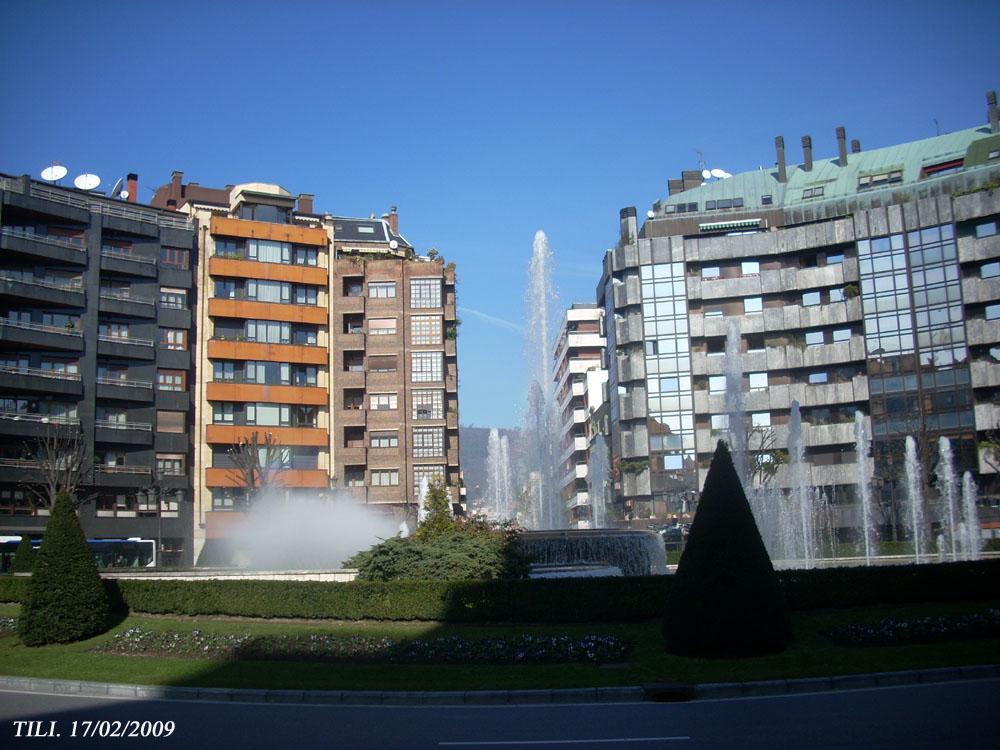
top-left (961, 472), bottom-right (981, 561)
top-left (724, 318), bottom-right (748, 487)
top-left (416, 476), bottom-right (431, 526)
top-left (519, 528), bottom-right (667, 577)
top-left (937, 436), bottom-right (959, 559)
top-left (485, 428), bottom-right (515, 521)
top-left (904, 436), bottom-right (926, 563)
top-left (786, 401), bottom-right (815, 568)
top-left (854, 411), bottom-right (875, 566)
top-left (588, 433), bottom-right (611, 529)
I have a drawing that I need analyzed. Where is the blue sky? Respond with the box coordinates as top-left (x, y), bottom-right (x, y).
top-left (1, 1), bottom-right (998, 428)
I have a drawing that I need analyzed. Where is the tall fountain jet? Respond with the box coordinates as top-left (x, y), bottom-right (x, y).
top-left (937, 436), bottom-right (959, 559)
top-left (961, 472), bottom-right (981, 561)
top-left (724, 318), bottom-right (748, 488)
top-left (485, 428), bottom-right (514, 521)
top-left (523, 230), bottom-right (562, 529)
top-left (787, 401), bottom-right (815, 568)
top-left (588, 433), bottom-right (611, 529)
top-left (854, 411), bottom-right (874, 566)
top-left (904, 436), bottom-right (926, 563)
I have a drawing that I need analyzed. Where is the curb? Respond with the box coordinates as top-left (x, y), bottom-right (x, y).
top-left (1, 666), bottom-right (997, 706)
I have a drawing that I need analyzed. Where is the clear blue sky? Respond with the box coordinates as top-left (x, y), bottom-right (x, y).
top-left (2, 1), bottom-right (998, 428)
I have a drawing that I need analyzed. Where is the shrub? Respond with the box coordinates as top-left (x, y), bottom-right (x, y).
top-left (10, 536), bottom-right (35, 573)
top-left (663, 441), bottom-right (791, 656)
top-left (414, 480), bottom-right (456, 541)
top-left (17, 492), bottom-right (114, 646)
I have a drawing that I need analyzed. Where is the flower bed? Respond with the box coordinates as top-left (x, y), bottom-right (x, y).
top-left (0, 616), bottom-right (16, 636)
top-left (824, 608), bottom-right (1000, 647)
top-left (94, 627), bottom-right (629, 665)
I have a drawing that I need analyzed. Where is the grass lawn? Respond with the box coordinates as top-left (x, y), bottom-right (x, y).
top-left (0, 600), bottom-right (997, 692)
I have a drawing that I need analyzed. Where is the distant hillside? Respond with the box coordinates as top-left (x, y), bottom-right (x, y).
top-left (459, 426), bottom-right (521, 508)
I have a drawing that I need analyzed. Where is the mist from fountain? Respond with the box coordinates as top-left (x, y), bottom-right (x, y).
top-left (854, 411), bottom-right (874, 566)
top-left (485, 428), bottom-right (515, 521)
top-left (724, 318), bottom-right (748, 487)
top-left (937, 437), bottom-right (959, 558)
top-left (588, 433), bottom-right (610, 528)
top-left (787, 401), bottom-right (815, 568)
top-left (417, 476), bottom-right (430, 526)
top-left (961, 471), bottom-right (981, 561)
top-left (904, 436), bottom-right (926, 563)
top-left (522, 230), bottom-right (563, 529)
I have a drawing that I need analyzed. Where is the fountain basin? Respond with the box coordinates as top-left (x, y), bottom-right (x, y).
top-left (518, 529), bottom-right (667, 577)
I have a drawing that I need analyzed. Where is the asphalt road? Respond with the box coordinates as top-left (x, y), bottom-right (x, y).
top-left (1, 679), bottom-right (998, 749)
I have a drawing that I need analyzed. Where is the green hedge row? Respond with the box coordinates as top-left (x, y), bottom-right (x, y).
top-left (2, 560), bottom-right (998, 623)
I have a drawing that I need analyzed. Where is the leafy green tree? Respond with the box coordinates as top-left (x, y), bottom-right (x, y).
top-left (17, 492), bottom-right (113, 646)
top-left (663, 441), bottom-right (790, 656)
top-left (415, 480), bottom-right (456, 541)
top-left (10, 536), bottom-right (35, 573)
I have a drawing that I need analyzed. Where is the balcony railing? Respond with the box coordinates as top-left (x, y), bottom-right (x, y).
top-left (0, 365), bottom-right (81, 381)
top-left (0, 272), bottom-right (83, 292)
top-left (96, 465), bottom-right (151, 475)
top-left (100, 247), bottom-right (157, 265)
top-left (0, 411), bottom-right (79, 425)
top-left (0, 318), bottom-right (83, 337)
top-left (100, 289), bottom-right (155, 306)
top-left (1, 226), bottom-right (85, 252)
top-left (97, 375), bottom-right (153, 389)
top-left (96, 419), bottom-right (152, 431)
top-left (98, 334), bottom-right (154, 347)
top-left (24, 183), bottom-right (192, 231)
top-left (0, 458), bottom-right (41, 469)
top-left (210, 334), bottom-right (321, 347)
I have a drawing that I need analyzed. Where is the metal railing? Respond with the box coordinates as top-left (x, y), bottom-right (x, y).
top-left (100, 247), bottom-right (157, 265)
top-left (25, 183), bottom-right (192, 231)
top-left (0, 318), bottom-right (83, 337)
top-left (95, 419), bottom-right (152, 431)
top-left (0, 458), bottom-right (41, 469)
top-left (1, 226), bottom-right (86, 252)
top-left (96, 465), bottom-right (151, 475)
top-left (0, 411), bottom-right (79, 425)
top-left (0, 272), bottom-right (84, 292)
top-left (0, 365), bottom-right (81, 381)
top-left (96, 375), bottom-right (153, 389)
top-left (99, 289), bottom-right (155, 305)
top-left (98, 334), bottom-right (154, 347)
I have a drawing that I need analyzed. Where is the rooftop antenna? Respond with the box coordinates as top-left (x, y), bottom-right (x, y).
top-left (109, 177), bottom-right (124, 200)
top-left (933, 118), bottom-right (941, 136)
top-left (40, 163), bottom-right (68, 183)
top-left (73, 172), bottom-right (101, 191)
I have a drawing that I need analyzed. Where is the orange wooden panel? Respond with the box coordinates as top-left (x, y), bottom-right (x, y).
top-left (208, 298), bottom-right (327, 325)
top-left (205, 468), bottom-right (330, 489)
top-left (209, 256), bottom-right (327, 285)
top-left (211, 216), bottom-right (328, 247)
top-left (205, 382), bottom-right (328, 406)
top-left (205, 424), bottom-right (329, 447)
top-left (206, 339), bottom-right (328, 365)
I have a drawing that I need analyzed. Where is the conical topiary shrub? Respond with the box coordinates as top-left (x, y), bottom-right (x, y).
top-left (10, 535), bottom-right (35, 573)
top-left (17, 492), bottom-right (112, 646)
top-left (663, 441), bottom-right (790, 656)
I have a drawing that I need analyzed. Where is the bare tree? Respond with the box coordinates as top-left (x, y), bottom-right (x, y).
top-left (226, 431), bottom-right (284, 505)
top-left (980, 422), bottom-right (1000, 474)
top-left (746, 425), bottom-right (788, 489)
top-left (21, 423), bottom-right (93, 510)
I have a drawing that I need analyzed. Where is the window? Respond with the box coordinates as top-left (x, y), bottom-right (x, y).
top-left (974, 220), bottom-right (998, 239)
top-left (744, 297), bottom-right (763, 314)
top-left (411, 315), bottom-right (442, 345)
top-left (370, 431), bottom-right (398, 448)
top-left (160, 328), bottom-right (187, 351)
top-left (160, 247), bottom-right (189, 269)
top-left (761, 195), bottom-right (773, 205)
top-left (748, 372), bottom-right (768, 391)
top-left (247, 279), bottom-right (290, 303)
top-left (294, 286), bottom-right (318, 307)
top-left (805, 330), bottom-right (824, 346)
top-left (413, 465), bottom-right (445, 496)
top-left (710, 414), bottom-right (729, 430)
top-left (802, 291), bottom-right (821, 306)
top-left (982, 261), bottom-right (1000, 279)
top-left (370, 393), bottom-right (397, 411)
top-left (369, 281), bottom-right (396, 298)
top-left (159, 287), bottom-right (187, 309)
top-left (213, 361), bottom-right (235, 381)
top-left (99, 321), bottom-right (129, 340)
top-left (751, 412), bottom-right (771, 428)
top-left (247, 403), bottom-right (291, 426)
top-left (157, 370), bottom-right (186, 391)
top-left (413, 427), bottom-right (445, 458)
top-left (826, 253), bottom-right (845, 265)
top-left (246, 319), bottom-right (290, 344)
top-left (371, 469), bottom-right (399, 487)
top-left (747, 333), bottom-right (765, 352)
top-left (832, 328), bottom-right (852, 343)
top-left (708, 376), bottom-right (726, 393)
top-left (410, 278), bottom-right (442, 308)
top-left (808, 372), bottom-right (829, 384)
top-left (156, 410), bottom-right (186, 433)
top-left (705, 200), bottom-right (716, 210)
top-left (413, 390), bottom-right (444, 420)
top-left (156, 454), bottom-right (185, 476)
top-left (40, 358), bottom-right (78, 375)
top-left (368, 355), bottom-right (397, 373)
top-left (237, 204), bottom-right (289, 224)
top-left (701, 266), bottom-right (720, 280)
top-left (292, 366), bottom-right (317, 387)
top-left (411, 351), bottom-right (443, 382)
top-left (741, 261), bottom-right (759, 276)
top-left (293, 246), bottom-right (317, 266)
top-left (368, 318), bottom-right (397, 336)
top-left (829, 287), bottom-right (845, 303)
top-left (214, 279), bottom-right (236, 299)
top-left (986, 304), bottom-right (1000, 321)
top-left (802, 186), bottom-right (825, 199)
top-left (343, 278), bottom-right (363, 297)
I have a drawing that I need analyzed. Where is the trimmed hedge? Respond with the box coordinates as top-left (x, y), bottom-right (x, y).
top-left (2, 559), bottom-right (998, 623)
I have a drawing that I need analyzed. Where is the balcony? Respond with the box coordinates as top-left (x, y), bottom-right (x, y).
top-left (971, 359), bottom-right (1000, 389)
top-left (211, 216), bottom-right (328, 247)
top-left (337, 446), bottom-right (368, 465)
top-left (0, 226), bottom-right (86, 265)
top-left (0, 365), bottom-right (82, 396)
top-left (205, 467), bottom-right (329, 488)
top-left (97, 334), bottom-right (155, 360)
top-left (205, 424), bottom-right (329, 447)
top-left (99, 247), bottom-right (158, 278)
top-left (208, 256), bottom-right (328, 286)
top-left (338, 408), bottom-right (367, 427)
top-left (0, 411), bottom-right (77, 439)
top-left (207, 338), bottom-right (328, 366)
top-left (337, 295), bottom-right (365, 314)
top-left (94, 419), bottom-right (153, 445)
top-left (0, 319), bottom-right (83, 351)
top-left (96, 375), bottom-right (154, 402)
top-left (94, 464), bottom-right (152, 487)
top-left (0, 273), bottom-right (84, 307)
top-left (98, 290), bottom-right (157, 319)
top-left (966, 318), bottom-right (1000, 347)
top-left (208, 297), bottom-right (327, 326)
top-left (206, 382), bottom-right (328, 406)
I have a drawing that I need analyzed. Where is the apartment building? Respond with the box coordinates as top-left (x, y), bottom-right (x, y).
top-left (152, 175), bottom-right (460, 562)
top-left (552, 304), bottom-right (607, 527)
top-left (598, 91), bottom-right (1000, 534)
top-left (0, 173), bottom-right (197, 565)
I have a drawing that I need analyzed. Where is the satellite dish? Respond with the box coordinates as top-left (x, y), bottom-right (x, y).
top-left (119, 189), bottom-right (130, 200)
top-left (40, 164), bottom-right (68, 182)
top-left (710, 168), bottom-right (727, 178)
top-left (647, 210), bottom-right (655, 218)
top-left (388, 240), bottom-right (399, 250)
top-left (720, 171), bottom-right (733, 179)
top-left (74, 173), bottom-right (101, 191)
top-left (110, 177), bottom-right (124, 198)
top-left (701, 168), bottom-right (712, 180)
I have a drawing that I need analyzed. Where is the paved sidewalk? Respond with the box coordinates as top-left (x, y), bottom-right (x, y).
top-left (2, 664), bottom-right (997, 706)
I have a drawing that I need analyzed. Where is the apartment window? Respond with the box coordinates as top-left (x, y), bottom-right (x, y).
top-left (832, 328), bottom-right (852, 343)
top-left (343, 278), bottom-right (363, 297)
top-left (410, 278), bottom-right (442, 309)
top-left (371, 469), bottom-right (399, 487)
top-left (710, 414), bottom-right (729, 430)
top-left (805, 330), bottom-right (824, 346)
top-left (214, 279), bottom-right (236, 299)
top-left (368, 281), bottom-right (396, 298)
top-left (974, 220), bottom-right (998, 239)
top-left (411, 351), bottom-right (443, 382)
top-left (708, 375), bottom-right (726, 393)
top-left (986, 304), bottom-right (1000, 321)
top-left (248, 279), bottom-right (291, 303)
top-left (212, 402), bottom-right (234, 423)
top-left (99, 321), bottom-right (129, 340)
top-left (802, 186), bottom-right (825, 199)
top-left (160, 328), bottom-right (187, 351)
top-left (246, 320), bottom-right (290, 344)
top-left (741, 261), bottom-right (759, 276)
top-left (411, 315), bottom-right (442, 345)
top-left (246, 403), bottom-right (291, 426)
top-left (747, 333), bottom-right (765, 352)
top-left (744, 297), bottom-right (763, 314)
top-left (368, 318), bottom-right (397, 336)
top-left (294, 286), bottom-right (318, 305)
top-left (160, 247), bottom-right (189, 269)
top-left (238, 204), bottom-right (290, 224)
top-left (159, 287), bottom-right (187, 309)
top-left (370, 393), bottom-right (397, 411)
top-left (808, 372), bottom-right (829, 384)
top-left (748, 372), bottom-right (768, 391)
top-left (292, 366), bottom-right (317, 386)
top-left (156, 454), bottom-right (185, 476)
top-left (368, 355), bottom-right (397, 373)
top-left (751, 412), bottom-right (771, 428)
top-left (157, 369), bottom-right (186, 391)
top-left (802, 291), bottom-right (821, 306)
top-left (761, 195), bottom-right (773, 205)
top-left (156, 410), bottom-right (186, 433)
top-left (413, 465), bottom-right (445, 495)
top-left (413, 427), bottom-right (445, 458)
top-left (370, 431), bottom-right (398, 449)
top-left (213, 361), bottom-right (235, 381)
top-left (413, 390), bottom-right (444, 420)
top-left (40, 358), bottom-right (78, 375)
top-left (829, 287), bottom-right (846, 303)
top-left (701, 266), bottom-right (720, 280)
top-left (982, 261), bottom-right (1000, 279)
top-left (826, 253), bottom-right (845, 265)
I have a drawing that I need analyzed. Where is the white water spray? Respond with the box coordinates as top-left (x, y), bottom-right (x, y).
top-left (937, 437), bottom-right (958, 559)
top-left (854, 411), bottom-right (874, 565)
top-left (904, 436), bottom-right (925, 563)
top-left (961, 471), bottom-right (981, 561)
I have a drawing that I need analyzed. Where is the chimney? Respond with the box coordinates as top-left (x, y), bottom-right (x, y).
top-left (126, 173), bottom-right (138, 203)
top-left (297, 194), bottom-right (314, 214)
top-left (988, 90), bottom-right (999, 134)
top-left (775, 136), bottom-right (787, 183)
top-left (851, 139), bottom-right (862, 154)
top-left (667, 178), bottom-right (685, 196)
top-left (166, 199), bottom-right (177, 211)
top-left (801, 135), bottom-right (813, 172)
top-left (169, 171), bottom-right (183, 205)
top-left (387, 205), bottom-right (399, 235)
top-left (836, 126), bottom-right (848, 166)
top-left (619, 206), bottom-right (637, 245)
